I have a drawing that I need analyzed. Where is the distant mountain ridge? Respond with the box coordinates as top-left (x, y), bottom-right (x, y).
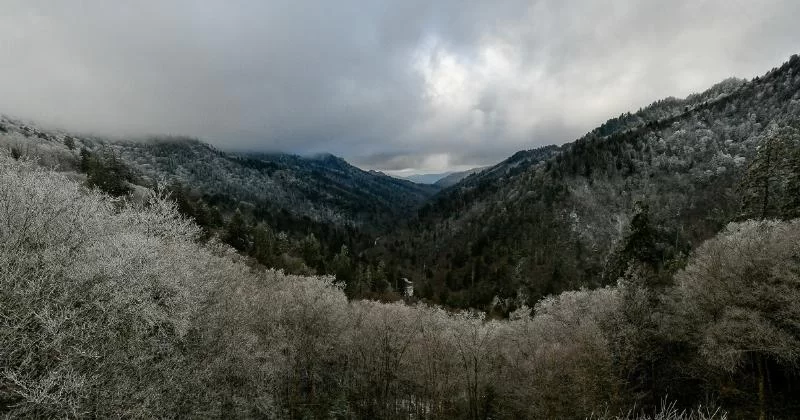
top-left (118, 138), bottom-right (440, 229)
top-left (433, 166), bottom-right (488, 188)
top-left (402, 172), bottom-right (453, 185)
top-left (397, 168), bottom-right (490, 186)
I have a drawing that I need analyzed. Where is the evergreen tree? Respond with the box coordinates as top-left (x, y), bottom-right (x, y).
top-left (299, 233), bottom-right (323, 272)
top-left (779, 128), bottom-right (800, 219)
top-left (333, 245), bottom-right (355, 290)
top-left (224, 210), bottom-right (251, 252)
top-left (739, 123), bottom-right (800, 220)
top-left (372, 260), bottom-right (390, 292)
top-left (604, 202), bottom-right (668, 286)
top-left (80, 148), bottom-right (133, 197)
top-left (63, 136), bottom-right (76, 150)
top-left (251, 223), bottom-right (277, 266)
top-left (79, 148), bottom-right (93, 172)
top-left (740, 126), bottom-right (785, 219)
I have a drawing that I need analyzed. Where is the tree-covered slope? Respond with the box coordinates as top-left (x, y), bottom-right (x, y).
top-left (379, 54), bottom-right (800, 309)
top-left (113, 139), bottom-right (439, 228)
top-left (0, 120), bottom-right (437, 230)
top-left (433, 166), bottom-right (489, 188)
top-left (3, 152), bottom-right (799, 418)
top-left (0, 120), bottom-right (441, 285)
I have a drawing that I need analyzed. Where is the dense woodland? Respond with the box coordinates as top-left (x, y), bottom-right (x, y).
top-left (1, 55), bottom-right (800, 418)
top-left (0, 124), bottom-right (435, 293)
top-left (378, 55), bottom-right (800, 310)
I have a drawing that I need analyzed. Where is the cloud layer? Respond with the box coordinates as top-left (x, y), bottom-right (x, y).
top-left (1, 0), bottom-right (798, 172)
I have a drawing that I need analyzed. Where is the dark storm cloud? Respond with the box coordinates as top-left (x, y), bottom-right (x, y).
top-left (1, 1), bottom-right (798, 173)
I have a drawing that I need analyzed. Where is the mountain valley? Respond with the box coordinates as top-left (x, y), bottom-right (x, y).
top-left (3, 53), bottom-right (800, 419)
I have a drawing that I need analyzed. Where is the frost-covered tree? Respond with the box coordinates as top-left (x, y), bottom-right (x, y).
top-left (0, 155), bottom-right (229, 417)
top-left (497, 288), bottom-right (623, 418)
top-left (674, 219), bottom-right (800, 418)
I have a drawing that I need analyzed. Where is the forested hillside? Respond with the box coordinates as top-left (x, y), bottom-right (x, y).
top-left (114, 140), bottom-right (438, 228)
top-left (2, 152), bottom-right (799, 418)
top-left (2, 56), bottom-right (799, 308)
top-left (0, 123), bottom-right (437, 282)
top-left (2, 54), bottom-right (800, 419)
top-left (375, 54), bottom-right (800, 310)
top-left (3, 56), bottom-right (799, 308)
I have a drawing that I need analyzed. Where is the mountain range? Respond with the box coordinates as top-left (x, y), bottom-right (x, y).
top-left (2, 54), bottom-right (799, 309)
top-left (400, 172), bottom-right (452, 185)
top-left (398, 167), bottom-right (488, 186)
top-left (369, 54), bottom-right (800, 307)
top-left (0, 127), bottom-right (437, 228)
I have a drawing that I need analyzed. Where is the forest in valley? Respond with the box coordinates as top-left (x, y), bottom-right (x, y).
top-left (1, 55), bottom-right (800, 418)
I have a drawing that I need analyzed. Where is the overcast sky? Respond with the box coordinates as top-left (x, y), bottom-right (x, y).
top-left (1, 1), bottom-right (798, 174)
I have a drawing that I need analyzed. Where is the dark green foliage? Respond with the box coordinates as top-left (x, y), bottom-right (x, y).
top-left (161, 179), bottom-right (394, 292)
top-left (79, 148), bottom-right (133, 197)
top-left (223, 210), bottom-right (250, 252)
top-left (165, 183), bottom-right (224, 232)
top-left (739, 122), bottom-right (800, 220)
top-left (782, 147), bottom-right (800, 218)
top-left (603, 202), bottom-right (687, 287)
top-left (63, 136), bottom-right (75, 150)
top-left (620, 202), bottom-right (662, 266)
top-left (333, 245), bottom-right (354, 285)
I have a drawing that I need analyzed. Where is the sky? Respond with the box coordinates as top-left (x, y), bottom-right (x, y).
top-left (1, 1), bottom-right (798, 174)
